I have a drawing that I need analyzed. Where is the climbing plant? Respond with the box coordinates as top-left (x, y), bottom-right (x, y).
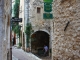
top-left (14, 0), bottom-right (20, 18)
top-left (13, 24), bottom-right (20, 36)
top-left (11, 0), bottom-right (22, 47)
top-left (25, 23), bottom-right (32, 47)
top-left (12, 0), bottom-right (20, 33)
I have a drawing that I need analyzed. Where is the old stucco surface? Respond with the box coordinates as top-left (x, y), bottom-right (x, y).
top-left (0, 0), bottom-right (11, 60)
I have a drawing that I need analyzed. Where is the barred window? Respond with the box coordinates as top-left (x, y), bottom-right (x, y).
top-left (37, 7), bottom-right (41, 13)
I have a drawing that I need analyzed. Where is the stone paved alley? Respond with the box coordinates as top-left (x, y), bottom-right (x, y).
top-left (12, 46), bottom-right (51, 60)
top-left (12, 46), bottom-right (42, 60)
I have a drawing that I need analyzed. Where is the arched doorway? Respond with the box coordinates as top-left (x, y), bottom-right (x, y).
top-left (31, 30), bottom-right (50, 56)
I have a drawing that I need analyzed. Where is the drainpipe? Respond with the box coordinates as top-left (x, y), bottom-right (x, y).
top-left (27, 0), bottom-right (29, 46)
top-left (50, 20), bottom-right (54, 58)
top-left (26, 0), bottom-right (30, 51)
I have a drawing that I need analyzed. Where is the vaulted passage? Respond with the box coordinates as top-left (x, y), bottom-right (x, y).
top-left (31, 31), bottom-right (49, 56)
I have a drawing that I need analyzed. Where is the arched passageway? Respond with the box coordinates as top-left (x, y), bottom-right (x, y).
top-left (31, 30), bottom-right (49, 56)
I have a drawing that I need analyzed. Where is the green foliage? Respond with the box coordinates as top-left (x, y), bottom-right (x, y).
top-left (13, 0), bottom-right (20, 18)
top-left (13, 24), bottom-right (20, 36)
top-left (14, 4), bottom-right (19, 18)
top-left (17, 43), bottom-right (22, 48)
top-left (12, 22), bottom-right (17, 30)
top-left (25, 23), bottom-right (32, 35)
top-left (25, 23), bottom-right (32, 47)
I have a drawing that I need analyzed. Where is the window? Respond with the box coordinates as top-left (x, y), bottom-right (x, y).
top-left (37, 7), bottom-right (41, 13)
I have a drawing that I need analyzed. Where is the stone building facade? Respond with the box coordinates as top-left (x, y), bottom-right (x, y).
top-left (19, 0), bottom-right (80, 60)
top-left (29, 0), bottom-right (54, 55)
top-left (0, 0), bottom-right (11, 60)
top-left (19, 0), bottom-right (53, 52)
top-left (52, 0), bottom-right (80, 60)
top-left (30, 0), bottom-right (51, 32)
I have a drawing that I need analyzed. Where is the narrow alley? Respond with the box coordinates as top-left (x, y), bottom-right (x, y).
top-left (0, 0), bottom-right (80, 60)
top-left (12, 46), bottom-right (51, 60)
top-left (12, 46), bottom-right (42, 60)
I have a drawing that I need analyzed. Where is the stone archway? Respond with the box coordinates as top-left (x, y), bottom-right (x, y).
top-left (31, 30), bottom-right (50, 56)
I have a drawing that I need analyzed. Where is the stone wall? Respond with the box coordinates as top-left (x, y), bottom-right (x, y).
top-left (52, 0), bottom-right (80, 60)
top-left (30, 0), bottom-right (50, 33)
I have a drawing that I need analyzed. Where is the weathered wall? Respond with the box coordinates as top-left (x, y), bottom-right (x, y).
top-left (0, 1), bottom-right (4, 60)
top-left (3, 0), bottom-right (11, 59)
top-left (0, 0), bottom-right (11, 60)
top-left (52, 0), bottom-right (80, 60)
top-left (30, 0), bottom-right (50, 32)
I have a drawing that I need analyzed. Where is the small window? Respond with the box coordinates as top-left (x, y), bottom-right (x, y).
top-left (37, 7), bottom-right (41, 13)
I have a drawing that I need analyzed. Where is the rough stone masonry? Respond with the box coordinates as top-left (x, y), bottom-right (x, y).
top-left (52, 0), bottom-right (80, 60)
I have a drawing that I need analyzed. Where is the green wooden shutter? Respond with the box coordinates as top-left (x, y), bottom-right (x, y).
top-left (44, 3), bottom-right (52, 12)
top-left (43, 13), bottom-right (53, 19)
top-left (43, 0), bottom-right (53, 3)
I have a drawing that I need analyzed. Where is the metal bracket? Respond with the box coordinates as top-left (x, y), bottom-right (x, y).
top-left (64, 21), bottom-right (70, 31)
